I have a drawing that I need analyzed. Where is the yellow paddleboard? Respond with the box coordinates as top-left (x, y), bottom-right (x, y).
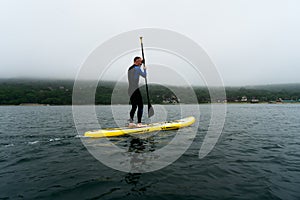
top-left (84, 116), bottom-right (196, 138)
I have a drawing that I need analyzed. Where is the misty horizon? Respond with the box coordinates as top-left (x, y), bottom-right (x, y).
top-left (1, 77), bottom-right (300, 88)
top-left (1, 1), bottom-right (300, 86)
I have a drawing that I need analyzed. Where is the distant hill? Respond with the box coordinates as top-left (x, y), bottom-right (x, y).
top-left (245, 83), bottom-right (300, 92)
top-left (0, 79), bottom-right (299, 105)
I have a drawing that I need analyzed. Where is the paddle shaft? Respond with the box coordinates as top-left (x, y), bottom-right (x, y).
top-left (139, 37), bottom-right (154, 117)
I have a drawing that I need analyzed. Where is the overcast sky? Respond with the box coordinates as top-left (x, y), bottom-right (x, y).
top-left (0, 0), bottom-right (299, 86)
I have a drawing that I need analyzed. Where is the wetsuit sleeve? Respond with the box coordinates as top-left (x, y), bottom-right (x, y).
top-left (135, 67), bottom-right (147, 78)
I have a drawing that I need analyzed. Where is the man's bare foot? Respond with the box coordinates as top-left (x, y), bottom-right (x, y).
top-left (136, 123), bottom-right (147, 128)
top-left (128, 123), bottom-right (136, 128)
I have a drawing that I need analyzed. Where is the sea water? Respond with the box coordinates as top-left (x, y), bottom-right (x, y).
top-left (0, 104), bottom-right (299, 199)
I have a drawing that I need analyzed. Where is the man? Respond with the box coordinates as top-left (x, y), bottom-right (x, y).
top-left (128, 56), bottom-right (147, 127)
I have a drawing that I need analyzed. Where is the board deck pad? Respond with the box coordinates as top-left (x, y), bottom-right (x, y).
top-left (84, 116), bottom-right (196, 138)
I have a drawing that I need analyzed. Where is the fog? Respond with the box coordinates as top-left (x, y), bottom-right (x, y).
top-left (1, 0), bottom-right (299, 86)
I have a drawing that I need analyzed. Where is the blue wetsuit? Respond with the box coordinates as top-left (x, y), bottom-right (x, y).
top-left (128, 65), bottom-right (147, 123)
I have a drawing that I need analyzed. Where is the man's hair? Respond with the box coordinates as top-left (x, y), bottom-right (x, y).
top-left (134, 56), bottom-right (141, 62)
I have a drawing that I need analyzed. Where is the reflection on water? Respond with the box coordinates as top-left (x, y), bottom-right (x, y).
top-left (124, 137), bottom-right (158, 196)
top-left (128, 137), bottom-right (156, 153)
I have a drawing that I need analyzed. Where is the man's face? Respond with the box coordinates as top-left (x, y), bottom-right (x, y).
top-left (135, 58), bottom-right (143, 66)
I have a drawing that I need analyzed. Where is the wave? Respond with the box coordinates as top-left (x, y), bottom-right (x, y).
top-left (49, 138), bottom-right (62, 142)
top-left (28, 141), bottom-right (40, 145)
top-left (4, 143), bottom-right (14, 147)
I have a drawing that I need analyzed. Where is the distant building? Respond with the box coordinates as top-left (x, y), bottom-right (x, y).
top-left (281, 99), bottom-right (296, 103)
top-left (250, 99), bottom-right (259, 103)
top-left (277, 98), bottom-right (283, 102)
top-left (278, 98), bottom-right (298, 103)
top-left (241, 96), bottom-right (247, 102)
top-left (162, 95), bottom-right (179, 104)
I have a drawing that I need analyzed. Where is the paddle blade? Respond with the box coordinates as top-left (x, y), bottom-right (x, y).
top-left (148, 105), bottom-right (154, 118)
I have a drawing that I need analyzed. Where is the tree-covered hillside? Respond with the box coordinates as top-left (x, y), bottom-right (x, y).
top-left (0, 79), bottom-right (299, 105)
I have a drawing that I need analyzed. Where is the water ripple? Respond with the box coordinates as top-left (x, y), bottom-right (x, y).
top-left (0, 105), bottom-right (300, 199)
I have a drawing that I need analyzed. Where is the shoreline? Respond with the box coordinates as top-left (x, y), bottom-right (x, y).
top-left (1, 102), bottom-right (300, 106)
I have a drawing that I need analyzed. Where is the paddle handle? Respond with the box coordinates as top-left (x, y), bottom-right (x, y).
top-left (140, 37), bottom-right (145, 65)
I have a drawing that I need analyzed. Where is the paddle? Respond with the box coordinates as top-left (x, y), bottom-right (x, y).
top-left (139, 37), bottom-right (154, 118)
